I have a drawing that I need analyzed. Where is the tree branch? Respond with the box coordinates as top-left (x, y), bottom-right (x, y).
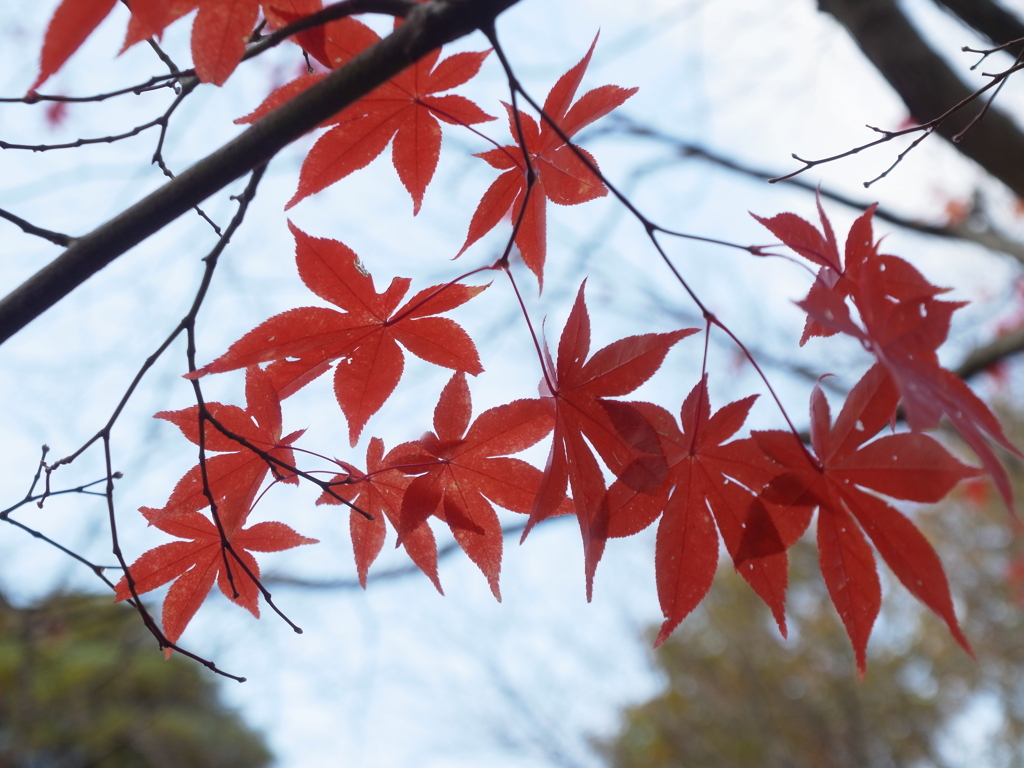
top-left (956, 327), bottom-right (1024, 380)
top-left (603, 116), bottom-right (1024, 265)
top-left (0, 0), bottom-right (520, 346)
top-left (0, 208), bottom-right (74, 247)
top-left (816, 0), bottom-right (1024, 197)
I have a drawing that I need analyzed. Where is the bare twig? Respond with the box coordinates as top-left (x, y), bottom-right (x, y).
top-left (769, 59), bottom-right (1024, 185)
top-left (0, 75), bottom-right (179, 104)
top-left (0, 208), bottom-right (75, 247)
top-left (813, 0), bottom-right (1024, 195)
top-left (599, 115), bottom-right (1024, 264)
top-left (44, 168), bottom-right (269, 681)
top-left (91, 168), bottom-right (272, 683)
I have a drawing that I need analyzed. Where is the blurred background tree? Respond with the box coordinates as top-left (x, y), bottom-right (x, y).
top-left (0, 592), bottom-right (272, 767)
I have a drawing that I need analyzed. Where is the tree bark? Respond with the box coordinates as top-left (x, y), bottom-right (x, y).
top-left (818, 0), bottom-right (1024, 199)
top-left (0, 0), bottom-right (520, 346)
top-left (933, 0), bottom-right (1024, 49)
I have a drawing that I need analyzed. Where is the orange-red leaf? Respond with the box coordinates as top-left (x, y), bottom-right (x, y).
top-left (146, 367), bottom-right (302, 531)
top-left (32, 0), bottom-right (119, 92)
top-left (459, 38), bottom-right (635, 284)
top-left (194, 225), bottom-right (485, 445)
top-left (393, 373), bottom-right (555, 599)
top-left (115, 500), bottom-right (316, 645)
top-left (276, 45), bottom-right (493, 212)
top-left (317, 438), bottom-right (443, 591)
top-left (753, 365), bottom-right (979, 672)
top-left (527, 282), bottom-right (697, 597)
top-left (758, 201), bottom-right (1021, 506)
top-left (192, 0), bottom-right (260, 85)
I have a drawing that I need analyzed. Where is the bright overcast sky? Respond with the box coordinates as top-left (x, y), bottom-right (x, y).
top-left (2, 1), bottom-right (1024, 766)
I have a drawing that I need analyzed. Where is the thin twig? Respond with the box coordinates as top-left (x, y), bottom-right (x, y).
top-left (770, 59), bottom-right (1024, 185)
top-left (46, 169), bottom-right (270, 680)
top-left (597, 116), bottom-right (1024, 265)
top-left (172, 164), bottom-right (304, 633)
top-left (1, 75), bottom-right (179, 104)
top-left (0, 208), bottom-right (74, 247)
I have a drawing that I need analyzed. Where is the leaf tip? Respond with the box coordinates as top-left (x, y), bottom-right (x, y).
top-left (653, 621), bottom-right (674, 648)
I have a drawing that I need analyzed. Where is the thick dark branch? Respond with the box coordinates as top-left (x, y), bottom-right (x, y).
top-left (933, 0), bottom-right (1024, 49)
top-left (0, 0), bottom-right (520, 346)
top-left (817, 0), bottom-right (1024, 197)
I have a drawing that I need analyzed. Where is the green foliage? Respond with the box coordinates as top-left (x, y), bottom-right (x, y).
top-left (0, 591), bottom-right (272, 767)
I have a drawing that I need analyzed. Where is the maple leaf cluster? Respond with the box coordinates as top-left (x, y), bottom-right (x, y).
top-left (34, 0), bottom-right (261, 89)
top-left (114, 365), bottom-right (316, 647)
top-left (122, 207), bottom-right (997, 670)
top-left (38, 2), bottom-right (1016, 669)
top-left (33, 2), bottom-right (634, 282)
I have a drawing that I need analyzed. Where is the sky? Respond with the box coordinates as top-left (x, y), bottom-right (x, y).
top-left (2, 0), bottom-right (1024, 766)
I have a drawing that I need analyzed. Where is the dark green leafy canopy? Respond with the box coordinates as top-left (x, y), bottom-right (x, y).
top-left (0, 591), bottom-right (272, 768)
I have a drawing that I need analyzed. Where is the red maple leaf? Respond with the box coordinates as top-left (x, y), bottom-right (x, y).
top-left (457, 35), bottom-right (637, 286)
top-left (262, 2), bottom-right (378, 72)
top-left (31, 0), bottom-right (120, 92)
top-left (525, 282), bottom-right (698, 597)
top-left (751, 194), bottom-right (843, 345)
top-left (33, 0), bottom-right (277, 90)
top-left (385, 372), bottom-right (555, 599)
top-left (190, 0), bottom-right (261, 86)
top-left (145, 366), bottom-right (303, 527)
top-left (755, 201), bottom-right (1021, 507)
top-left (122, 1), bottom-right (198, 52)
top-left (191, 224), bottom-right (486, 445)
top-left (115, 494), bottom-right (317, 646)
top-left (604, 379), bottom-right (789, 646)
top-left (281, 46), bottom-right (494, 213)
top-left (316, 436), bottom-right (443, 592)
top-left (753, 364), bottom-right (980, 673)
top-left (237, 11), bottom-right (494, 214)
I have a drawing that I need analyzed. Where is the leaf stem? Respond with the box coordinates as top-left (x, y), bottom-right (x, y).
top-left (503, 267), bottom-right (556, 395)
